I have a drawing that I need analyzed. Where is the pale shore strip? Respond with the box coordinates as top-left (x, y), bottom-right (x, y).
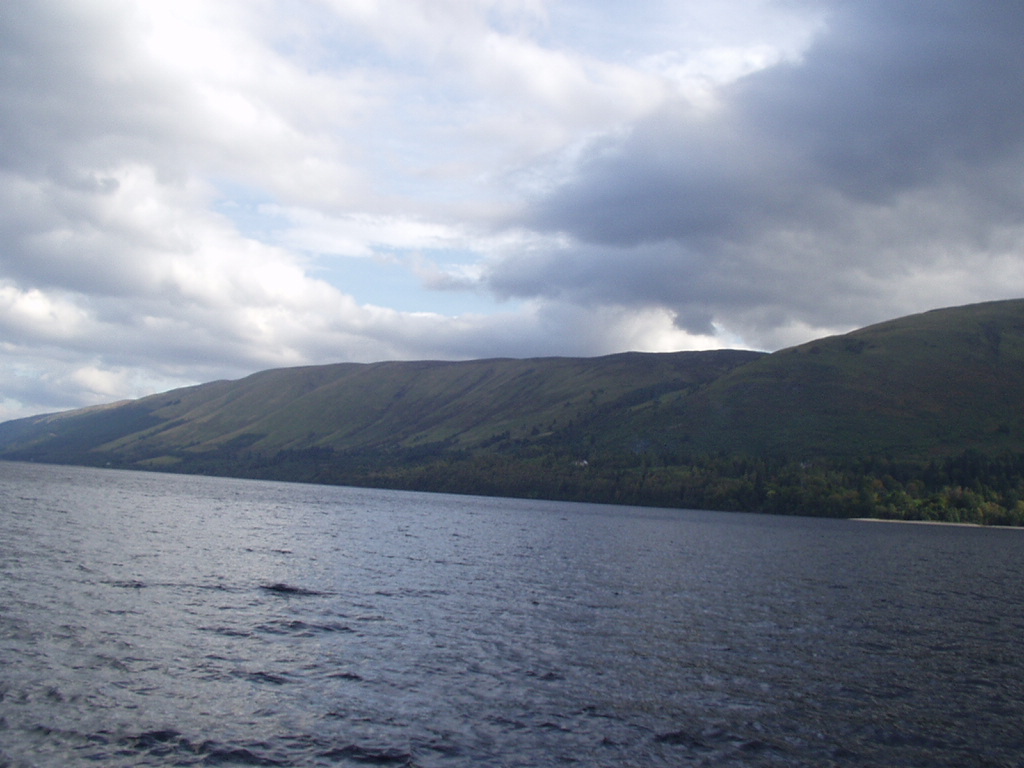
top-left (850, 518), bottom-right (1024, 530)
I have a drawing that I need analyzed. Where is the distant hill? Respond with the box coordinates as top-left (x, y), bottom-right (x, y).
top-left (0, 349), bottom-right (762, 466)
top-left (644, 298), bottom-right (1024, 458)
top-left (3, 299), bottom-right (1024, 523)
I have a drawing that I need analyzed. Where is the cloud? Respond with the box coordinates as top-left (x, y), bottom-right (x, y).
top-left (1, 0), bottom-right (1022, 419)
top-left (262, 205), bottom-right (467, 258)
top-left (501, 0), bottom-right (1024, 347)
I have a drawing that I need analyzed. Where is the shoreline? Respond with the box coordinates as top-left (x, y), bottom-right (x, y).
top-left (850, 517), bottom-right (1023, 529)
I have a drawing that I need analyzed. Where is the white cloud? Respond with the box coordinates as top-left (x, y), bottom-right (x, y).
top-left (0, 283), bottom-right (92, 343)
top-left (262, 206), bottom-right (465, 258)
top-left (1, 0), bottom-right (1021, 420)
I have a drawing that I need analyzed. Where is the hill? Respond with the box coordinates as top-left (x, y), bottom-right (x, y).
top-left (0, 349), bottom-right (761, 469)
top-left (645, 298), bottom-right (1024, 458)
top-left (3, 299), bottom-right (1024, 523)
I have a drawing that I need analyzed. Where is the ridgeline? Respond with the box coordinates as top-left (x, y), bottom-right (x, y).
top-left (3, 299), bottom-right (1024, 524)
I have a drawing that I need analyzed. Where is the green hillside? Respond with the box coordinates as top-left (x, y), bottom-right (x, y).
top-left (3, 299), bottom-right (1024, 523)
top-left (0, 350), bottom-right (760, 468)
top-left (647, 298), bottom-right (1024, 459)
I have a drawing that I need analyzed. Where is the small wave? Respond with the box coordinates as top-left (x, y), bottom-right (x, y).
top-left (106, 579), bottom-right (146, 589)
top-left (120, 730), bottom-right (415, 766)
top-left (17, 726), bottom-right (421, 767)
top-left (653, 726), bottom-right (790, 760)
top-left (525, 670), bottom-right (564, 681)
top-left (318, 743), bottom-right (415, 765)
top-left (87, 730), bottom-right (287, 766)
top-left (242, 670), bottom-right (292, 686)
top-left (654, 729), bottom-right (711, 750)
top-left (120, 729), bottom-right (184, 758)
top-left (326, 671), bottom-right (364, 681)
top-left (104, 579), bottom-right (242, 593)
top-left (255, 619), bottom-right (354, 637)
top-left (259, 582), bottom-right (325, 596)
top-left (203, 625), bottom-right (254, 638)
top-left (198, 743), bottom-right (286, 766)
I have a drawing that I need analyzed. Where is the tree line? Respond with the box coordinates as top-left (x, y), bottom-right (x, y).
top-left (209, 444), bottom-right (1024, 526)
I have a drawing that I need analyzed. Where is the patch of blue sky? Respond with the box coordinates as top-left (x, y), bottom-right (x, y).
top-left (309, 247), bottom-right (515, 317)
top-left (212, 181), bottom-right (511, 317)
top-left (211, 179), bottom-right (281, 242)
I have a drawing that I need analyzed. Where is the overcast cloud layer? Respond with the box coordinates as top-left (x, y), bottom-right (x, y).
top-left (2, 0), bottom-right (1023, 419)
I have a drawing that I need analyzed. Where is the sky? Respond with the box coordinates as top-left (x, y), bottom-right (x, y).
top-left (2, 0), bottom-right (1024, 420)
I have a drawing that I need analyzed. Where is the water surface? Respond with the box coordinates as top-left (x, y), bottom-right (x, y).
top-left (1, 461), bottom-right (1023, 766)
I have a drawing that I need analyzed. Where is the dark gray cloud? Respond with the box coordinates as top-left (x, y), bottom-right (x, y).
top-left (739, 1), bottom-right (1024, 201)
top-left (500, 0), bottom-right (1024, 345)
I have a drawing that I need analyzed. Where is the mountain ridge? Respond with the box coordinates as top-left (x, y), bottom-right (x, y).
top-left (3, 299), bottom-right (1024, 523)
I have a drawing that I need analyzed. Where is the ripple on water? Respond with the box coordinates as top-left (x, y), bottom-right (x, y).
top-left (2, 463), bottom-right (1024, 767)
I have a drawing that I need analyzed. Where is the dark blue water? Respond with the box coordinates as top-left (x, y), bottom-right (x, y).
top-left (1, 462), bottom-right (1023, 767)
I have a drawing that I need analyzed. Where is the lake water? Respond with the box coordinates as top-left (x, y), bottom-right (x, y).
top-left (1, 462), bottom-right (1023, 767)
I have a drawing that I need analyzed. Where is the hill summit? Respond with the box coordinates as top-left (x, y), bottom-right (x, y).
top-left (3, 299), bottom-right (1024, 523)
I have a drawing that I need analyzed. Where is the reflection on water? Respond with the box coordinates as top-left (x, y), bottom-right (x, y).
top-left (1, 461), bottom-right (1023, 766)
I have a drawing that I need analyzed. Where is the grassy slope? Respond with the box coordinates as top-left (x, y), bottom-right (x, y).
top-left (0, 350), bottom-right (761, 466)
top-left (2, 299), bottom-right (1023, 474)
top-left (663, 299), bottom-right (1024, 458)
